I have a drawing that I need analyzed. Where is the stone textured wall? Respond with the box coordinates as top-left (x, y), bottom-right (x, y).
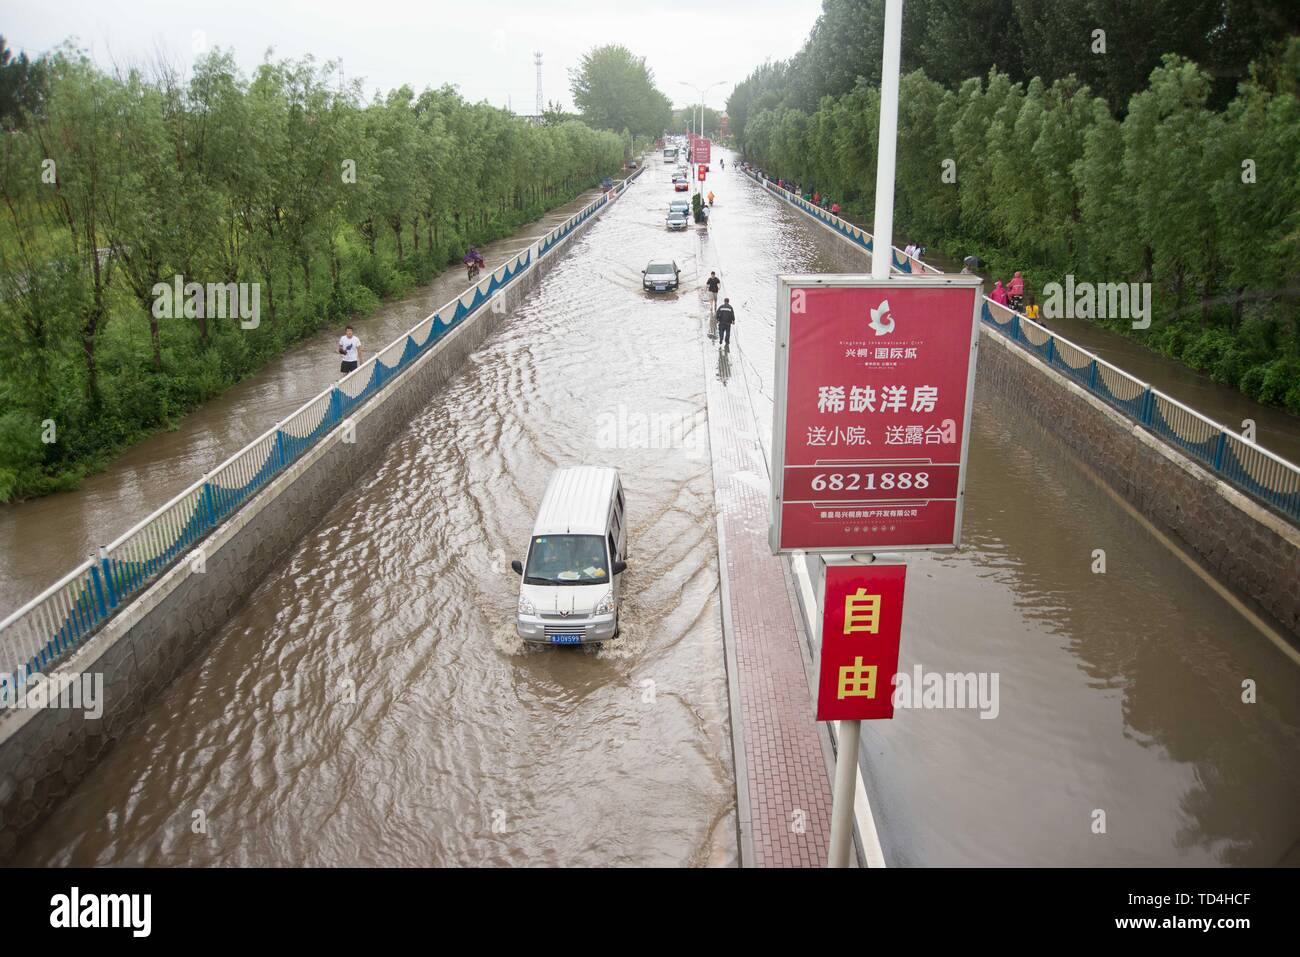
top-left (977, 331), bottom-right (1300, 636)
top-left (0, 212), bottom-right (602, 861)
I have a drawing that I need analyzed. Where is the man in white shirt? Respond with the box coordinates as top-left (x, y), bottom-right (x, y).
top-left (338, 326), bottom-right (361, 375)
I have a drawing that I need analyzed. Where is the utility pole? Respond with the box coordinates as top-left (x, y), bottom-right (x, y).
top-left (679, 79), bottom-right (726, 191)
top-left (535, 51), bottom-right (543, 119)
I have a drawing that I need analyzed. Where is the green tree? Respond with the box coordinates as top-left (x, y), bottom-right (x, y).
top-left (0, 36), bottom-right (47, 128)
top-left (569, 45), bottom-right (671, 138)
top-left (0, 42), bottom-right (625, 500)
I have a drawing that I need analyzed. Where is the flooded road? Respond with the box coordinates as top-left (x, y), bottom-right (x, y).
top-left (864, 407), bottom-right (1300, 866)
top-left (14, 166), bottom-right (736, 866)
top-left (702, 159), bottom-right (1300, 866)
top-left (13, 154), bottom-right (1300, 867)
top-left (0, 189), bottom-right (601, 618)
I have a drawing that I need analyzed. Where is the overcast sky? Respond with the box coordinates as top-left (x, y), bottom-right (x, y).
top-left (1, 0), bottom-right (822, 112)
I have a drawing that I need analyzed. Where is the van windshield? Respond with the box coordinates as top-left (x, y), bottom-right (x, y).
top-left (524, 535), bottom-right (609, 586)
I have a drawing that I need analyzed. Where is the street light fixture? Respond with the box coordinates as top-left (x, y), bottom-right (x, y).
top-left (678, 80), bottom-right (726, 202)
top-left (678, 80), bottom-right (726, 139)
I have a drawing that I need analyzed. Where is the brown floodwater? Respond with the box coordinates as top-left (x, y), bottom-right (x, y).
top-left (12, 167), bottom-right (736, 866)
top-left (707, 163), bottom-right (1300, 866)
top-left (10, 155), bottom-right (1299, 867)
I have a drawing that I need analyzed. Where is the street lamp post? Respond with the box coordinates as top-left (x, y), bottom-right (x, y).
top-left (679, 81), bottom-right (725, 139)
top-left (679, 80), bottom-right (725, 195)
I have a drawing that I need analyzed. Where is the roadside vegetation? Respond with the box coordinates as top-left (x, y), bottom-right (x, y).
top-left (729, 1), bottom-right (1300, 414)
top-left (0, 40), bottom-right (625, 502)
top-left (569, 44), bottom-right (673, 142)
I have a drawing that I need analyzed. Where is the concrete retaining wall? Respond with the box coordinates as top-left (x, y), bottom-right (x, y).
top-left (977, 332), bottom-right (1300, 636)
top-left (0, 198), bottom-right (614, 861)
top-left (760, 173), bottom-right (1300, 638)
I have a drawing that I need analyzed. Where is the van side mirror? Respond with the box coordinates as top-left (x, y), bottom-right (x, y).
top-left (511, 560), bottom-right (523, 575)
top-left (613, 560), bottom-right (627, 575)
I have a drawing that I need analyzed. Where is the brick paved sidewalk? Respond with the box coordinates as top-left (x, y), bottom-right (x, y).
top-left (702, 320), bottom-right (835, 868)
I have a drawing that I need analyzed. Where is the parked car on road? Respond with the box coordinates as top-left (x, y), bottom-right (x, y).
top-left (674, 179), bottom-right (689, 192)
top-left (666, 210), bottom-right (689, 231)
top-left (642, 260), bottom-right (681, 292)
top-left (668, 199), bottom-right (690, 218)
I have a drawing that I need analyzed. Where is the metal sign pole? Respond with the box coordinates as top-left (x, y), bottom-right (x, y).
top-left (828, 717), bottom-right (861, 867)
top-left (870, 0), bottom-right (904, 280)
top-left (826, 0), bottom-right (904, 871)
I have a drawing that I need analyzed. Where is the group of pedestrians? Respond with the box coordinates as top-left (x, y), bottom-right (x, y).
top-left (794, 186), bottom-right (841, 216)
top-left (732, 162), bottom-right (1068, 337)
top-left (989, 270), bottom-right (1041, 322)
top-left (989, 271), bottom-right (1025, 310)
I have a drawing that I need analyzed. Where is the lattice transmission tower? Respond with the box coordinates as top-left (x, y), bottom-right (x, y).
top-left (534, 51), bottom-right (543, 117)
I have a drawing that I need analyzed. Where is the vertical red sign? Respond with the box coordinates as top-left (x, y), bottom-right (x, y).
top-left (817, 564), bottom-right (906, 721)
top-left (695, 138), bottom-right (711, 165)
top-left (771, 277), bottom-right (981, 553)
top-left (697, 164), bottom-right (707, 181)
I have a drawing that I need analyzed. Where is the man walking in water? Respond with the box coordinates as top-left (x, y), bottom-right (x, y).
top-left (715, 297), bottom-right (736, 350)
top-left (706, 271), bottom-right (721, 314)
top-left (338, 325), bottom-right (361, 376)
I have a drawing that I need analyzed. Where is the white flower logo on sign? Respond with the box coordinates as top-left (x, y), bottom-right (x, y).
top-left (868, 300), bottom-right (895, 336)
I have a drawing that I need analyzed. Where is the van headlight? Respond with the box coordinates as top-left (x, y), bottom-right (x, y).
top-left (518, 594), bottom-right (535, 615)
top-left (594, 590), bottom-right (614, 615)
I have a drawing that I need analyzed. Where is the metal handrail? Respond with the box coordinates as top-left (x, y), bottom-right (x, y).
top-left (744, 168), bottom-right (944, 276)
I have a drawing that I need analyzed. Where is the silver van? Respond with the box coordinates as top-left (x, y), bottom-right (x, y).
top-left (512, 466), bottom-right (628, 645)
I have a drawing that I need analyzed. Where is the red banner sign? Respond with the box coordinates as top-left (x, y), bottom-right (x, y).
top-left (771, 276), bottom-right (981, 553)
top-left (817, 563), bottom-right (906, 721)
top-left (695, 138), bottom-right (711, 165)
top-left (697, 164), bottom-right (707, 181)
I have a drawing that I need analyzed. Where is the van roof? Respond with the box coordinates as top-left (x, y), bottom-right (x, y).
top-left (532, 466), bottom-right (620, 536)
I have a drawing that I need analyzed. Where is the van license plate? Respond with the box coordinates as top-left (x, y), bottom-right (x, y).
top-left (551, 634), bottom-right (583, 644)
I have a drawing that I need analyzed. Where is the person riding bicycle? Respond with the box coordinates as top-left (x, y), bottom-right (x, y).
top-left (1008, 271), bottom-right (1025, 311)
top-left (464, 247), bottom-right (485, 281)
